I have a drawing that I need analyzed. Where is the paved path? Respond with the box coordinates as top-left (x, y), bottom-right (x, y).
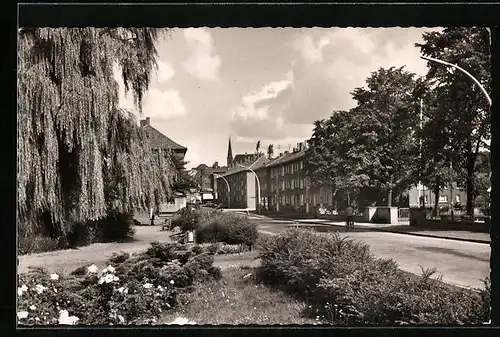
top-left (18, 226), bottom-right (174, 274)
top-left (255, 219), bottom-right (490, 290)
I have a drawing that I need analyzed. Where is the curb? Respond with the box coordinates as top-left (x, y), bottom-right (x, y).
top-left (277, 218), bottom-right (491, 245)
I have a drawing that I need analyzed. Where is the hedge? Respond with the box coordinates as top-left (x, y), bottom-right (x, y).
top-left (257, 228), bottom-right (490, 325)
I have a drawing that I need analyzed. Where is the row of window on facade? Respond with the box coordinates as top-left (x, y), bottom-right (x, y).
top-left (421, 194), bottom-right (461, 204)
top-left (270, 161), bottom-right (304, 177)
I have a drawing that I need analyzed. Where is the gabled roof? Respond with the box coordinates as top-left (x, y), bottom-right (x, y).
top-left (265, 150), bottom-right (305, 168)
top-left (233, 153), bottom-right (256, 163)
top-left (141, 125), bottom-right (187, 152)
top-left (220, 155), bottom-right (269, 177)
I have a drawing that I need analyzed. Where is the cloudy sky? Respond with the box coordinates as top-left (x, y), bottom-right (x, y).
top-left (116, 27), bottom-right (440, 169)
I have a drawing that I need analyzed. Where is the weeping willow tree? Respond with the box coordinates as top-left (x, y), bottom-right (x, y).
top-left (18, 27), bottom-right (176, 238)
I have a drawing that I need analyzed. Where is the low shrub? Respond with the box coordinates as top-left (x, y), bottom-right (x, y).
top-left (258, 228), bottom-right (490, 325)
top-left (19, 211), bottom-right (136, 255)
top-left (195, 212), bottom-right (258, 247)
top-left (17, 241), bottom-right (221, 325)
top-left (18, 235), bottom-right (65, 255)
top-left (171, 208), bottom-right (201, 232)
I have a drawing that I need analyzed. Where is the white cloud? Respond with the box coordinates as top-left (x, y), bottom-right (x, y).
top-left (292, 34), bottom-right (331, 64)
top-left (155, 60), bottom-right (175, 83)
top-left (142, 88), bottom-right (188, 122)
top-left (233, 79), bottom-right (292, 122)
top-left (183, 28), bottom-right (221, 81)
top-left (229, 28), bottom-right (434, 144)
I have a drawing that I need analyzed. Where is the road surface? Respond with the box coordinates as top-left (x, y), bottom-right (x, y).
top-left (252, 216), bottom-right (490, 290)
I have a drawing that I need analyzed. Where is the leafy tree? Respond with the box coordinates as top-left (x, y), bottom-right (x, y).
top-left (256, 140), bottom-right (261, 155)
top-left (267, 144), bottom-right (274, 159)
top-left (169, 155), bottom-right (199, 194)
top-left (18, 28), bottom-right (174, 238)
top-left (412, 78), bottom-right (454, 214)
top-left (306, 110), bottom-right (369, 208)
top-left (350, 66), bottom-right (420, 207)
top-left (416, 27), bottom-right (491, 216)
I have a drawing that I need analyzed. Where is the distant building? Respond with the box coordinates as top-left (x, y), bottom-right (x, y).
top-left (262, 142), bottom-right (332, 214)
top-left (216, 140), bottom-right (334, 214)
top-left (216, 155), bottom-right (269, 209)
top-left (193, 162), bottom-right (229, 201)
top-left (140, 117), bottom-right (187, 167)
top-left (408, 182), bottom-right (467, 208)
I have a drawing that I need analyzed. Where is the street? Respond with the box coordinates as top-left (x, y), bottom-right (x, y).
top-left (250, 216), bottom-right (490, 290)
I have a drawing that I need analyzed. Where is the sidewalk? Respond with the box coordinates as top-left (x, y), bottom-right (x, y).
top-left (292, 219), bottom-right (491, 244)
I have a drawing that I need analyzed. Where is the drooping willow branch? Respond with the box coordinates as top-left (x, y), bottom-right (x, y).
top-left (18, 27), bottom-right (174, 235)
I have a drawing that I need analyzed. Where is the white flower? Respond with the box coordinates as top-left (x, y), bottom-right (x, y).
top-left (18, 284), bottom-right (29, 296)
top-left (157, 285), bottom-right (164, 291)
top-left (118, 315), bottom-right (125, 324)
top-left (170, 280), bottom-right (175, 285)
top-left (35, 284), bottom-right (46, 294)
top-left (17, 311), bottom-right (29, 320)
top-left (106, 265), bottom-right (115, 273)
top-left (98, 277), bottom-right (105, 285)
top-left (87, 264), bottom-right (98, 273)
top-left (166, 317), bottom-right (197, 325)
top-left (143, 283), bottom-right (153, 289)
top-left (58, 309), bottom-right (79, 325)
top-left (53, 287), bottom-right (58, 293)
top-left (117, 287), bottom-right (125, 293)
top-left (50, 273), bottom-right (59, 281)
top-left (35, 317), bottom-right (40, 321)
top-left (113, 276), bottom-right (119, 282)
top-left (29, 305), bottom-right (36, 310)
top-left (102, 274), bottom-right (114, 284)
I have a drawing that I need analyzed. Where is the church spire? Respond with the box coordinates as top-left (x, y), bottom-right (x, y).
top-left (227, 137), bottom-right (233, 167)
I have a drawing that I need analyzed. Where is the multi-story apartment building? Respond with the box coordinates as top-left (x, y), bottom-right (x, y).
top-left (216, 155), bottom-right (269, 209)
top-left (263, 144), bottom-right (333, 214)
top-left (217, 140), bottom-right (334, 214)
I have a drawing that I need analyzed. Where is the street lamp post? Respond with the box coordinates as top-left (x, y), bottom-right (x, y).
top-left (421, 55), bottom-right (492, 217)
top-left (238, 164), bottom-right (261, 212)
top-left (215, 174), bottom-right (231, 209)
top-left (420, 56), bottom-right (491, 107)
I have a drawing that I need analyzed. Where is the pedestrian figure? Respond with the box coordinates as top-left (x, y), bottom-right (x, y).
top-left (345, 204), bottom-right (354, 230)
top-left (150, 207), bottom-right (155, 226)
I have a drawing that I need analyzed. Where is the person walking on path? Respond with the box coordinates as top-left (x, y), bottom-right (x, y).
top-left (150, 207), bottom-right (155, 226)
top-left (345, 204), bottom-right (355, 230)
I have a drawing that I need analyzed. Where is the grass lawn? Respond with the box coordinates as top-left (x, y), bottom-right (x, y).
top-left (160, 266), bottom-right (320, 325)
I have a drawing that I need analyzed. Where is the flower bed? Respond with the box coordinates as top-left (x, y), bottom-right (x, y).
top-left (258, 228), bottom-right (490, 325)
top-left (197, 243), bottom-right (251, 255)
top-left (17, 241), bottom-right (221, 325)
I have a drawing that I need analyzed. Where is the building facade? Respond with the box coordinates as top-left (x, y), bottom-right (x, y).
top-left (408, 182), bottom-right (467, 209)
top-left (216, 156), bottom-right (268, 209)
top-left (217, 139), bottom-right (337, 214)
top-left (264, 145), bottom-right (333, 214)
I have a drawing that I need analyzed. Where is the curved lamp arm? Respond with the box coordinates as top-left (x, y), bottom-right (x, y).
top-left (421, 55), bottom-right (491, 107)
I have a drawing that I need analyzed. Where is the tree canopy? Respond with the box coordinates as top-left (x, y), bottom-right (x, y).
top-left (18, 28), bottom-right (176, 236)
top-left (416, 27), bottom-right (491, 215)
top-left (306, 66), bottom-right (419, 207)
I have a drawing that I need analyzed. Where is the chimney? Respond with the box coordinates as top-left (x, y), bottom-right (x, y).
top-left (299, 142), bottom-right (303, 151)
top-left (284, 151), bottom-right (289, 155)
top-left (140, 117), bottom-right (151, 127)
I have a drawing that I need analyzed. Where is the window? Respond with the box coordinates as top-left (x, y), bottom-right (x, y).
top-left (300, 161), bottom-right (304, 170)
top-left (424, 196), bottom-right (428, 203)
top-left (439, 195), bottom-right (448, 203)
top-left (456, 195), bottom-right (460, 203)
